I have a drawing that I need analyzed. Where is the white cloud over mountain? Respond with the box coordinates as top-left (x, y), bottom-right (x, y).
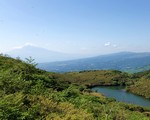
top-left (12, 42), bottom-right (38, 50)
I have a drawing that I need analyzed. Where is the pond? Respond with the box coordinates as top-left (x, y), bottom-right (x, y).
top-left (91, 86), bottom-right (150, 107)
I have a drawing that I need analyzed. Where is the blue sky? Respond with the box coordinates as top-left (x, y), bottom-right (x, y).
top-left (0, 0), bottom-right (150, 55)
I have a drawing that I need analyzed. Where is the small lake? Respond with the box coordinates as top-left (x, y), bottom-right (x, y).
top-left (91, 86), bottom-right (150, 107)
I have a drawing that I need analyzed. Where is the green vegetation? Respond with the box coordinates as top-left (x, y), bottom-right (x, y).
top-left (127, 70), bottom-right (150, 99)
top-left (61, 70), bottom-right (150, 99)
top-left (0, 55), bottom-right (150, 120)
top-left (61, 70), bottom-right (133, 87)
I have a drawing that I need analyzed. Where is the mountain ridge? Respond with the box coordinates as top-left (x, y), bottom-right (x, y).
top-left (38, 52), bottom-right (150, 72)
top-left (6, 45), bottom-right (85, 63)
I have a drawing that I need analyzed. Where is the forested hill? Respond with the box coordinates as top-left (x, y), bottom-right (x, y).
top-left (0, 55), bottom-right (150, 120)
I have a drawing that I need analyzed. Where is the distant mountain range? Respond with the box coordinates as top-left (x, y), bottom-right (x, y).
top-left (38, 52), bottom-right (150, 73)
top-left (6, 45), bottom-right (85, 63)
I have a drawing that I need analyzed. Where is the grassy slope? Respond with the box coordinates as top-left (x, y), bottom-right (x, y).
top-left (0, 55), bottom-right (150, 120)
top-left (127, 70), bottom-right (150, 99)
top-left (61, 70), bottom-right (133, 87)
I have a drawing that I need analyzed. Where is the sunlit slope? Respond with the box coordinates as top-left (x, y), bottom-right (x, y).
top-left (0, 55), bottom-right (150, 120)
top-left (127, 70), bottom-right (150, 99)
top-left (61, 70), bottom-right (132, 87)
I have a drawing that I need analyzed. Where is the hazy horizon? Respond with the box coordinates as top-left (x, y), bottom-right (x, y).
top-left (0, 0), bottom-right (150, 56)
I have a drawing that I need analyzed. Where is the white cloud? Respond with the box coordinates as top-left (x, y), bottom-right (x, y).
top-left (11, 42), bottom-right (38, 50)
top-left (104, 42), bottom-right (111, 47)
top-left (24, 42), bottom-right (37, 46)
top-left (13, 46), bottom-right (22, 49)
top-left (104, 42), bottom-right (117, 48)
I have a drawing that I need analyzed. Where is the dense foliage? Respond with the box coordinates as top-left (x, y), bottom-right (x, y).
top-left (0, 55), bottom-right (150, 120)
top-left (127, 70), bottom-right (150, 99)
top-left (61, 70), bottom-right (133, 87)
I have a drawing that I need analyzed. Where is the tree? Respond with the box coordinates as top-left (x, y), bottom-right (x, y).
top-left (25, 56), bottom-right (38, 67)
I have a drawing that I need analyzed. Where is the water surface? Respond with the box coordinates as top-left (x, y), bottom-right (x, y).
top-left (91, 86), bottom-right (150, 107)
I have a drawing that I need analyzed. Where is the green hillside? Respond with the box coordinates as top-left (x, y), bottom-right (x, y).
top-left (61, 70), bottom-right (132, 87)
top-left (127, 70), bottom-right (150, 99)
top-left (0, 55), bottom-right (150, 120)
